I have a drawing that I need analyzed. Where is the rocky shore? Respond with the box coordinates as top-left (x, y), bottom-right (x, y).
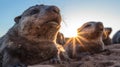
top-left (29, 44), bottom-right (120, 67)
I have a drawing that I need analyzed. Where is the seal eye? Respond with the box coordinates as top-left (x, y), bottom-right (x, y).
top-left (85, 24), bottom-right (91, 28)
top-left (30, 9), bottom-right (39, 15)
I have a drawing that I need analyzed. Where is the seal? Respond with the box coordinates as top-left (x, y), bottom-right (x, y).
top-left (0, 4), bottom-right (62, 67)
top-left (56, 32), bottom-right (65, 45)
top-left (102, 27), bottom-right (112, 45)
top-left (65, 21), bottom-right (105, 58)
top-left (55, 33), bottom-right (70, 63)
top-left (112, 30), bottom-right (120, 44)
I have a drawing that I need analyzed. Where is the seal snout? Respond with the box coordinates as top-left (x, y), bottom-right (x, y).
top-left (45, 6), bottom-right (61, 25)
top-left (47, 6), bottom-right (60, 14)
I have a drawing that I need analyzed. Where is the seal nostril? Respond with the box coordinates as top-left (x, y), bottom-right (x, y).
top-left (53, 8), bottom-right (59, 13)
top-left (49, 6), bottom-right (60, 14)
top-left (53, 8), bottom-right (60, 14)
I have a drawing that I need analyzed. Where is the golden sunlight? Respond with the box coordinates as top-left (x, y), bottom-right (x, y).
top-left (67, 30), bottom-right (78, 37)
top-left (65, 31), bottom-right (89, 56)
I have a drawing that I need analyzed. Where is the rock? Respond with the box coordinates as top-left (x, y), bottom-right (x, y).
top-left (28, 44), bottom-right (120, 67)
top-left (28, 65), bottom-right (55, 67)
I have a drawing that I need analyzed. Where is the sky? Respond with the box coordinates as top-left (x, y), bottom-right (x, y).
top-left (0, 0), bottom-right (120, 37)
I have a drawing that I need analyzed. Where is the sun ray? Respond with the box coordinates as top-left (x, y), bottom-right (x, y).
top-left (77, 36), bottom-right (89, 43)
top-left (64, 31), bottom-right (91, 55)
top-left (64, 37), bottom-right (73, 47)
top-left (72, 37), bottom-right (76, 56)
top-left (75, 37), bottom-right (84, 47)
top-left (75, 37), bottom-right (89, 51)
top-left (77, 32), bottom-right (87, 35)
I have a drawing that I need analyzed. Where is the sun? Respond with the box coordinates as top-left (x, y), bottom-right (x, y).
top-left (66, 30), bottom-right (78, 37)
top-left (60, 20), bottom-right (81, 38)
top-left (69, 31), bottom-right (77, 37)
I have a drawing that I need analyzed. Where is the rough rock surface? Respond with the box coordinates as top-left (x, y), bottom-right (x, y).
top-left (29, 44), bottom-right (120, 67)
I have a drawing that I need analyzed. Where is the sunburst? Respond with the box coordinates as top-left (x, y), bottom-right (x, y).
top-left (65, 31), bottom-right (89, 56)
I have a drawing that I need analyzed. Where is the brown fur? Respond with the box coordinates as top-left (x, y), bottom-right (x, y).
top-left (65, 21), bottom-right (105, 58)
top-left (0, 4), bottom-right (62, 67)
top-left (56, 32), bottom-right (70, 61)
top-left (56, 32), bottom-right (65, 45)
top-left (102, 27), bottom-right (112, 45)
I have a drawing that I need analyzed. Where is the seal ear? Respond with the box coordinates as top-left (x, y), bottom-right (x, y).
top-left (14, 15), bottom-right (21, 23)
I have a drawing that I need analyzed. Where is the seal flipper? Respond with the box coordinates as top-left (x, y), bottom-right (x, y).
top-left (2, 52), bottom-right (27, 67)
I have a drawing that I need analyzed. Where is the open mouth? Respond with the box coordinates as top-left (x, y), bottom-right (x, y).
top-left (45, 16), bottom-right (61, 25)
top-left (47, 21), bottom-right (59, 25)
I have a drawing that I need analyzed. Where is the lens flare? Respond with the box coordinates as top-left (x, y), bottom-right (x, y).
top-left (65, 31), bottom-right (89, 56)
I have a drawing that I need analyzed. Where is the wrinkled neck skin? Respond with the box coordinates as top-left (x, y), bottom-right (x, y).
top-left (79, 33), bottom-right (103, 43)
top-left (0, 24), bottom-right (18, 53)
top-left (8, 23), bottom-right (60, 43)
top-left (77, 32), bottom-right (104, 52)
top-left (78, 34), bottom-right (103, 46)
top-left (78, 31), bottom-right (103, 40)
